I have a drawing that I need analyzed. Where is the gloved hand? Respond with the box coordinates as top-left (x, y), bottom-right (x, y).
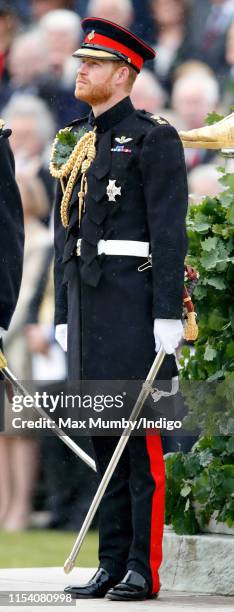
top-left (154, 319), bottom-right (183, 354)
top-left (55, 324), bottom-right (68, 352)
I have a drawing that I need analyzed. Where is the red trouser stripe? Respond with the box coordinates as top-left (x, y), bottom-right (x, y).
top-left (146, 434), bottom-right (165, 594)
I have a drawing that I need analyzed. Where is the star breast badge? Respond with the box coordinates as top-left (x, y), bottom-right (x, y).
top-left (106, 180), bottom-right (122, 202)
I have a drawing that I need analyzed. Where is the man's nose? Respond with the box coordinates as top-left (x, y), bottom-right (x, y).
top-left (79, 63), bottom-right (88, 75)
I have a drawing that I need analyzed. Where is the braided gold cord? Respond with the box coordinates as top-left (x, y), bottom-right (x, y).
top-left (50, 129), bottom-right (97, 228)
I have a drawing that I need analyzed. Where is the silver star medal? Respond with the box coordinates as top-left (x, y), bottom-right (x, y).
top-left (106, 179), bottom-right (122, 202)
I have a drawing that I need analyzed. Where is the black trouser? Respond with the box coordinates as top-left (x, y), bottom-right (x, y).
top-left (66, 270), bottom-right (165, 593)
top-left (92, 433), bottom-right (165, 594)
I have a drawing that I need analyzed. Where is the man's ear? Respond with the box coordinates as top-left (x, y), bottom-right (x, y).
top-left (114, 65), bottom-right (130, 87)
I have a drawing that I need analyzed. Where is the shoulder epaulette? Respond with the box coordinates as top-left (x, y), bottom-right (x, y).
top-left (0, 118), bottom-right (5, 130)
top-left (151, 115), bottom-right (169, 125)
top-left (136, 110), bottom-right (170, 127)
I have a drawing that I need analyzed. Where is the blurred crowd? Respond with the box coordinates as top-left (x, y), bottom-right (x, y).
top-left (0, 0), bottom-right (233, 532)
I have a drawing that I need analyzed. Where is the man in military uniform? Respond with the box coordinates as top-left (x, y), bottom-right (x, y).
top-left (53, 18), bottom-right (188, 601)
top-left (0, 120), bottom-right (24, 428)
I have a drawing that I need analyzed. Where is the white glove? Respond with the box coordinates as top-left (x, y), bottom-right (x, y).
top-left (154, 319), bottom-right (183, 354)
top-left (55, 324), bottom-right (68, 352)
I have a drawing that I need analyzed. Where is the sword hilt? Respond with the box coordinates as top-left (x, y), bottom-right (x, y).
top-left (0, 350), bottom-right (7, 370)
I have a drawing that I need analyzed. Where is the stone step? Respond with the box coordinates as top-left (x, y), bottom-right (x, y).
top-left (160, 527), bottom-right (234, 596)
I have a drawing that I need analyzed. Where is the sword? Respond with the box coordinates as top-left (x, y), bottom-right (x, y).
top-left (64, 346), bottom-right (166, 573)
top-left (0, 350), bottom-right (96, 472)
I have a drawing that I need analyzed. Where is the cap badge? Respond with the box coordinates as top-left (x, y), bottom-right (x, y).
top-left (115, 136), bottom-right (133, 144)
top-left (107, 179), bottom-right (122, 202)
top-left (88, 30), bottom-right (95, 41)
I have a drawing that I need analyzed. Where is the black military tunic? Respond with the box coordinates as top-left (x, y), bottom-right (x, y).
top-left (54, 96), bottom-right (188, 592)
top-left (0, 123), bottom-right (24, 430)
top-left (0, 125), bottom-right (24, 331)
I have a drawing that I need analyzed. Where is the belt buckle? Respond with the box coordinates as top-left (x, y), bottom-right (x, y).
top-left (76, 238), bottom-right (82, 256)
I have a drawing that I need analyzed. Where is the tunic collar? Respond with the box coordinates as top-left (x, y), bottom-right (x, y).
top-left (89, 96), bottom-right (134, 133)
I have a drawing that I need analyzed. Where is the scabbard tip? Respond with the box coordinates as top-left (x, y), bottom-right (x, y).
top-left (64, 558), bottom-right (75, 574)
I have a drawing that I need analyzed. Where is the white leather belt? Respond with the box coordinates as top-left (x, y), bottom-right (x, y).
top-left (76, 239), bottom-right (150, 258)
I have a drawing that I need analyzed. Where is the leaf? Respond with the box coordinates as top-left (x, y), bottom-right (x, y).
top-left (219, 173), bottom-right (234, 194)
top-left (185, 498), bottom-right (190, 512)
top-left (180, 484), bottom-right (192, 497)
top-left (194, 284), bottom-right (207, 300)
top-left (181, 346), bottom-right (191, 359)
top-left (204, 345), bottom-right (217, 361)
top-left (172, 505), bottom-right (199, 535)
top-left (201, 236), bottom-right (218, 252)
top-left (193, 221), bottom-right (210, 233)
top-left (206, 276), bottom-right (226, 290)
top-left (200, 250), bottom-right (218, 269)
top-left (226, 203), bottom-right (234, 225)
top-left (205, 112), bottom-right (224, 125)
top-left (198, 450), bottom-right (214, 467)
top-left (218, 190), bottom-right (233, 208)
top-left (207, 369), bottom-right (224, 382)
top-left (225, 342), bottom-right (234, 359)
top-left (226, 437), bottom-right (234, 454)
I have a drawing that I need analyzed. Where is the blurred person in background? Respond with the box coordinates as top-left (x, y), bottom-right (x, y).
top-left (39, 9), bottom-right (89, 124)
top-left (31, 0), bottom-right (76, 21)
top-left (0, 0), bottom-right (21, 84)
top-left (24, 249), bottom-right (97, 531)
top-left (172, 58), bottom-right (219, 82)
top-left (131, 68), bottom-right (167, 113)
top-left (188, 164), bottom-right (224, 204)
top-left (2, 93), bottom-right (55, 223)
top-left (39, 9), bottom-right (81, 79)
top-left (7, 28), bottom-right (50, 90)
top-left (150, 0), bottom-right (192, 93)
top-left (222, 20), bottom-right (234, 113)
top-left (171, 70), bottom-right (221, 169)
top-left (1, 27), bottom-right (51, 111)
top-left (0, 167), bottom-right (51, 531)
top-left (86, 0), bottom-right (134, 29)
top-left (0, 0), bottom-right (22, 109)
top-left (182, 0), bottom-right (234, 91)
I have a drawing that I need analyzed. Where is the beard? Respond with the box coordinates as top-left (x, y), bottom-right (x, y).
top-left (75, 77), bottom-right (114, 106)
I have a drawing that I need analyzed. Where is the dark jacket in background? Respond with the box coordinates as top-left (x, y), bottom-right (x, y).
top-left (0, 125), bottom-right (24, 330)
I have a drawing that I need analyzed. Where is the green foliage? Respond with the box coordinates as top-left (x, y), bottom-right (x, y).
top-left (180, 166), bottom-right (234, 435)
top-left (205, 111), bottom-right (224, 125)
top-left (166, 164), bottom-right (234, 535)
top-left (52, 126), bottom-right (88, 168)
top-left (165, 436), bottom-right (234, 534)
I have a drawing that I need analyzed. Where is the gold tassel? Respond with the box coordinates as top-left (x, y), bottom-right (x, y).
top-left (78, 175), bottom-right (87, 227)
top-left (184, 311), bottom-right (199, 341)
top-left (60, 178), bottom-right (65, 195)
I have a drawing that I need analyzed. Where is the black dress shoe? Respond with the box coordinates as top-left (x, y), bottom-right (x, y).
top-left (106, 570), bottom-right (158, 601)
top-left (64, 568), bottom-right (118, 599)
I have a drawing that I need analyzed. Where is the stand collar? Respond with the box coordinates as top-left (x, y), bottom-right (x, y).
top-left (89, 96), bottom-right (134, 133)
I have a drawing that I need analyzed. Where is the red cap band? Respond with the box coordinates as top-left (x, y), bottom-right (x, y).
top-left (84, 32), bottom-right (143, 70)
